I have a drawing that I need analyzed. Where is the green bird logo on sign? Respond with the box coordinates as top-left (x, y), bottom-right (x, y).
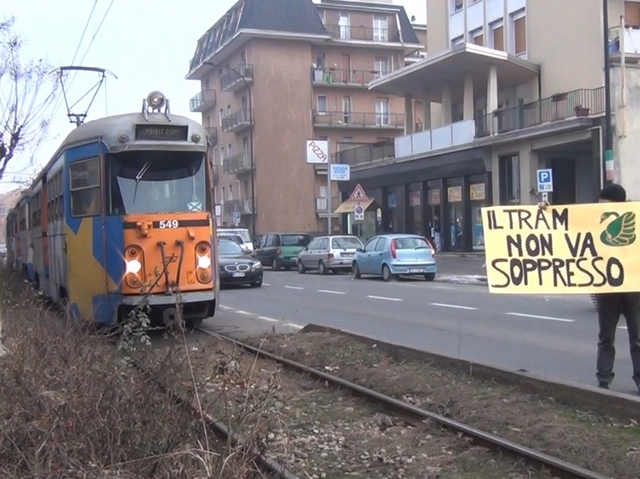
top-left (600, 211), bottom-right (636, 247)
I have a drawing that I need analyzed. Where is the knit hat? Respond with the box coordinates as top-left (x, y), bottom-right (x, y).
top-left (599, 183), bottom-right (627, 203)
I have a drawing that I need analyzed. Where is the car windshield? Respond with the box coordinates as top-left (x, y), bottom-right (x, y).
top-left (394, 237), bottom-right (430, 249)
top-left (281, 234), bottom-right (310, 247)
top-left (332, 237), bottom-right (362, 249)
top-left (218, 239), bottom-right (244, 255)
top-left (107, 151), bottom-right (208, 215)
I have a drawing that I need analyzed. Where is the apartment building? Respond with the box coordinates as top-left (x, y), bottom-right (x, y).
top-left (186, 0), bottom-right (422, 235)
top-left (337, 0), bottom-right (640, 252)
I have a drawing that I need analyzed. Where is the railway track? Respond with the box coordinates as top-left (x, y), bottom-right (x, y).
top-left (195, 326), bottom-right (611, 479)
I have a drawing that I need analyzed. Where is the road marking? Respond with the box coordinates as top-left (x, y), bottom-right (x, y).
top-left (262, 283), bottom-right (271, 286)
top-left (618, 326), bottom-right (628, 330)
top-left (366, 295), bottom-right (403, 302)
top-left (258, 316), bottom-right (280, 323)
top-left (235, 310), bottom-right (253, 315)
top-left (431, 285), bottom-right (456, 290)
top-left (430, 302), bottom-right (477, 311)
top-left (318, 289), bottom-right (346, 295)
top-left (285, 285), bottom-right (304, 290)
top-left (285, 323), bottom-right (304, 329)
top-left (506, 312), bottom-right (575, 323)
top-left (219, 305), bottom-right (232, 310)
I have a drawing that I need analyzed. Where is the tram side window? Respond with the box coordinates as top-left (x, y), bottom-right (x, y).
top-left (70, 158), bottom-right (101, 217)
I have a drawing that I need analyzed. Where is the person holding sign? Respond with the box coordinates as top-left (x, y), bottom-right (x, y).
top-left (540, 184), bottom-right (640, 392)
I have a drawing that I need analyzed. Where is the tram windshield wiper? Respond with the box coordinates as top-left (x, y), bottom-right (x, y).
top-left (132, 160), bottom-right (153, 203)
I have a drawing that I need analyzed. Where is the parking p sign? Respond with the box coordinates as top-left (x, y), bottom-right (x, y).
top-left (537, 169), bottom-right (553, 193)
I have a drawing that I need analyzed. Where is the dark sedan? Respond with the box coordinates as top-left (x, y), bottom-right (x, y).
top-left (218, 238), bottom-right (263, 288)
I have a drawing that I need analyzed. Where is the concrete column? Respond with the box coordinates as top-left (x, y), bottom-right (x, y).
top-left (441, 84), bottom-right (452, 125)
top-left (487, 65), bottom-right (498, 113)
top-left (463, 74), bottom-right (474, 121)
top-left (421, 95), bottom-right (432, 130)
top-left (404, 93), bottom-right (414, 135)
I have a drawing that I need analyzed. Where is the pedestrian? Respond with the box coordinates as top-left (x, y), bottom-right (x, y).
top-left (540, 184), bottom-right (640, 392)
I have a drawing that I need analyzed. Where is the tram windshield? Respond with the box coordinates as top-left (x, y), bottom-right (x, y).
top-left (107, 151), bottom-right (208, 215)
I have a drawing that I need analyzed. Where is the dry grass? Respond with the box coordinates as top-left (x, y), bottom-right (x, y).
top-left (0, 267), bottom-right (270, 479)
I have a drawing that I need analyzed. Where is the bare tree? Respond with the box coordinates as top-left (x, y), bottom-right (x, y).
top-left (0, 17), bottom-right (58, 181)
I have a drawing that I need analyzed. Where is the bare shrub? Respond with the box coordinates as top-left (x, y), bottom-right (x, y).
top-left (0, 268), bottom-right (265, 478)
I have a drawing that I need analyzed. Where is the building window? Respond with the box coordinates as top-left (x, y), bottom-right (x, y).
top-left (452, 0), bottom-right (463, 13)
top-left (511, 10), bottom-right (526, 55)
top-left (221, 146), bottom-right (226, 160)
top-left (342, 95), bottom-right (351, 123)
top-left (469, 28), bottom-right (483, 46)
top-left (490, 21), bottom-right (504, 51)
top-left (317, 95), bottom-right (327, 113)
top-left (222, 186), bottom-right (226, 203)
top-left (316, 52), bottom-right (326, 70)
top-left (451, 35), bottom-right (464, 47)
top-left (375, 98), bottom-right (390, 126)
top-left (374, 56), bottom-right (389, 78)
top-left (228, 143), bottom-right (233, 158)
top-left (499, 154), bottom-right (520, 205)
top-left (318, 9), bottom-right (325, 25)
top-left (373, 14), bottom-right (388, 42)
top-left (625, 1), bottom-right (640, 28)
top-left (339, 12), bottom-right (350, 39)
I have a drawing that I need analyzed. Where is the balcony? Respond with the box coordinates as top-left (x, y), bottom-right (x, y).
top-left (324, 24), bottom-right (398, 43)
top-left (224, 198), bottom-right (255, 215)
top-left (336, 141), bottom-right (395, 167)
top-left (609, 26), bottom-right (640, 62)
top-left (205, 126), bottom-right (218, 147)
top-left (395, 120), bottom-right (476, 158)
top-left (221, 109), bottom-right (253, 133)
top-left (315, 196), bottom-right (341, 215)
top-left (311, 67), bottom-right (384, 87)
top-left (313, 111), bottom-right (404, 129)
top-left (222, 152), bottom-right (253, 175)
top-left (190, 89), bottom-right (216, 112)
top-left (220, 63), bottom-right (254, 92)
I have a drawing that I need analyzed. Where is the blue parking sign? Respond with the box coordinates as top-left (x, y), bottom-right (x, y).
top-left (537, 169), bottom-right (553, 193)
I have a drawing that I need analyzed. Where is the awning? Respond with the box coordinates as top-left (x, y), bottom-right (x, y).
top-left (334, 197), bottom-right (375, 214)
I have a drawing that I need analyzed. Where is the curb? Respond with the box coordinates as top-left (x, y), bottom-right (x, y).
top-left (298, 324), bottom-right (640, 423)
top-left (436, 275), bottom-right (488, 285)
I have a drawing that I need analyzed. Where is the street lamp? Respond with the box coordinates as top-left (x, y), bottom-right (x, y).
top-left (203, 61), bottom-right (256, 242)
top-left (602, 0), bottom-right (613, 186)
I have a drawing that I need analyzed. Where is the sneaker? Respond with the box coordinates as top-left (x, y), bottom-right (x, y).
top-left (598, 381), bottom-right (610, 390)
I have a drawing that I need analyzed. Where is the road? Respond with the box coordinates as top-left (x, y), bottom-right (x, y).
top-left (203, 270), bottom-right (639, 395)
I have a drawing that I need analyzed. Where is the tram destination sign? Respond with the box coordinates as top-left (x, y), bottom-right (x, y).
top-left (135, 124), bottom-right (188, 141)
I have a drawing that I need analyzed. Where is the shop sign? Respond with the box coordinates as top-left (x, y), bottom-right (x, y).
top-left (409, 191), bottom-right (421, 207)
top-left (388, 193), bottom-right (398, 208)
top-left (447, 186), bottom-right (462, 203)
top-left (470, 183), bottom-right (486, 201)
top-left (427, 189), bottom-right (440, 205)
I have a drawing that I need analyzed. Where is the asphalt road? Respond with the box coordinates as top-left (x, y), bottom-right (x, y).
top-left (203, 270), bottom-right (639, 395)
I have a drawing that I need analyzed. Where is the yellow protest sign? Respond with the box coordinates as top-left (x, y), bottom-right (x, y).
top-left (482, 203), bottom-right (640, 294)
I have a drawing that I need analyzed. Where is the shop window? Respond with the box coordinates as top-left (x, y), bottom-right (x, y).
top-left (499, 154), bottom-right (520, 204)
top-left (70, 158), bottom-right (101, 217)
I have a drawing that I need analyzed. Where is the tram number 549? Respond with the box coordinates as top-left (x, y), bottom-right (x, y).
top-left (158, 220), bottom-right (179, 229)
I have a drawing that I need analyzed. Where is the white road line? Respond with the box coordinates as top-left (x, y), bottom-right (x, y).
top-left (366, 295), bottom-right (403, 302)
top-left (318, 289), bottom-right (346, 295)
top-left (431, 285), bottom-right (456, 290)
top-left (262, 283), bottom-right (271, 286)
top-left (258, 316), bottom-right (280, 323)
top-left (235, 310), bottom-right (253, 316)
top-left (285, 323), bottom-right (304, 329)
top-left (506, 312), bottom-right (575, 323)
top-left (285, 285), bottom-right (304, 290)
top-left (218, 305), bottom-right (232, 310)
top-left (618, 326), bottom-right (628, 330)
top-left (430, 302), bottom-right (477, 311)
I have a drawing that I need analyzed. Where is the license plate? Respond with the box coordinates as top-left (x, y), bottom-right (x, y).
top-left (408, 268), bottom-right (424, 273)
top-left (232, 272), bottom-right (245, 277)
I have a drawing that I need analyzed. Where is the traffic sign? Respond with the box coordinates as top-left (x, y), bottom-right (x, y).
top-left (354, 203), bottom-right (364, 221)
top-left (537, 169), bottom-right (553, 193)
top-left (349, 184), bottom-right (369, 202)
top-left (330, 163), bottom-right (350, 181)
top-left (232, 212), bottom-right (241, 225)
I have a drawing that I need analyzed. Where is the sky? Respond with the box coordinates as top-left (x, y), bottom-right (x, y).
top-left (1, 0), bottom-right (426, 193)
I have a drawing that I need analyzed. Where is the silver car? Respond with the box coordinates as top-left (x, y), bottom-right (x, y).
top-left (297, 235), bottom-right (363, 274)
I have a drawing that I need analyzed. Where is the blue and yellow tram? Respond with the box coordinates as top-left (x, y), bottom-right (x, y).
top-left (5, 91), bottom-right (219, 327)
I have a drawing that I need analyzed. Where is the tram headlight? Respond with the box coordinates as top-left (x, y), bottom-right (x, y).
top-left (147, 91), bottom-right (166, 109)
top-left (197, 255), bottom-right (211, 269)
top-left (126, 259), bottom-right (142, 275)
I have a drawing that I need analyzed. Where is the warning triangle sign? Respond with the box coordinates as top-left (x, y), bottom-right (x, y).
top-left (349, 184), bottom-right (369, 202)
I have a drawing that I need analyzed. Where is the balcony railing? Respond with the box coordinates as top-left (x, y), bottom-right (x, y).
top-left (221, 109), bottom-right (253, 133)
top-left (222, 152), bottom-right (253, 175)
top-left (324, 24), bottom-right (397, 43)
top-left (315, 196), bottom-right (341, 214)
top-left (336, 141), bottom-right (395, 166)
top-left (205, 126), bottom-right (218, 147)
top-left (220, 63), bottom-right (254, 92)
top-left (190, 89), bottom-right (216, 112)
top-left (224, 198), bottom-right (255, 215)
top-left (475, 87), bottom-right (605, 137)
top-left (311, 67), bottom-right (387, 86)
top-left (313, 111), bottom-right (404, 129)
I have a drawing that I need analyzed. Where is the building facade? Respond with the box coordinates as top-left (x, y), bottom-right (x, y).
top-left (337, 0), bottom-right (640, 252)
top-left (186, 0), bottom-right (423, 236)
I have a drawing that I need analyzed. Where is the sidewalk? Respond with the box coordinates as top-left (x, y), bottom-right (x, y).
top-left (435, 253), bottom-right (487, 284)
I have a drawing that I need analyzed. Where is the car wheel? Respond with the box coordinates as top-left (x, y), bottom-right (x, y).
top-left (353, 262), bottom-right (361, 279)
top-left (297, 261), bottom-right (306, 274)
top-left (424, 273), bottom-right (436, 282)
top-left (272, 258), bottom-right (280, 271)
top-left (382, 264), bottom-right (394, 282)
top-left (319, 261), bottom-right (327, 275)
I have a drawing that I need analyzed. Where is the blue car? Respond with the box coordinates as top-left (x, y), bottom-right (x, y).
top-left (352, 234), bottom-right (437, 282)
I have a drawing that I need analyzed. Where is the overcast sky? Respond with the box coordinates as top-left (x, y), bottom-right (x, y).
top-left (1, 0), bottom-right (426, 193)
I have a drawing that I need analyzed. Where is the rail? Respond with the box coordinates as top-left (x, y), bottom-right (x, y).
top-left (324, 24), bottom-right (397, 43)
top-left (313, 111), bottom-right (404, 128)
top-left (335, 140), bottom-right (395, 166)
top-left (197, 328), bottom-right (612, 479)
top-left (311, 67), bottom-right (385, 85)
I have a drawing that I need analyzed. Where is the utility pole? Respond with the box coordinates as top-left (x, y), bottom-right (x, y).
top-left (603, 0), bottom-right (614, 185)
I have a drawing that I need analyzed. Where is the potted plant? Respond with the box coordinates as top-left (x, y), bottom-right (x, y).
top-left (574, 105), bottom-right (590, 117)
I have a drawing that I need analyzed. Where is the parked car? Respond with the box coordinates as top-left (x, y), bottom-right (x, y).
top-left (352, 234), bottom-right (437, 282)
top-left (218, 238), bottom-right (263, 287)
top-left (297, 235), bottom-right (363, 274)
top-left (253, 232), bottom-right (311, 271)
top-left (218, 232), bottom-right (251, 253)
top-left (218, 227), bottom-right (254, 252)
